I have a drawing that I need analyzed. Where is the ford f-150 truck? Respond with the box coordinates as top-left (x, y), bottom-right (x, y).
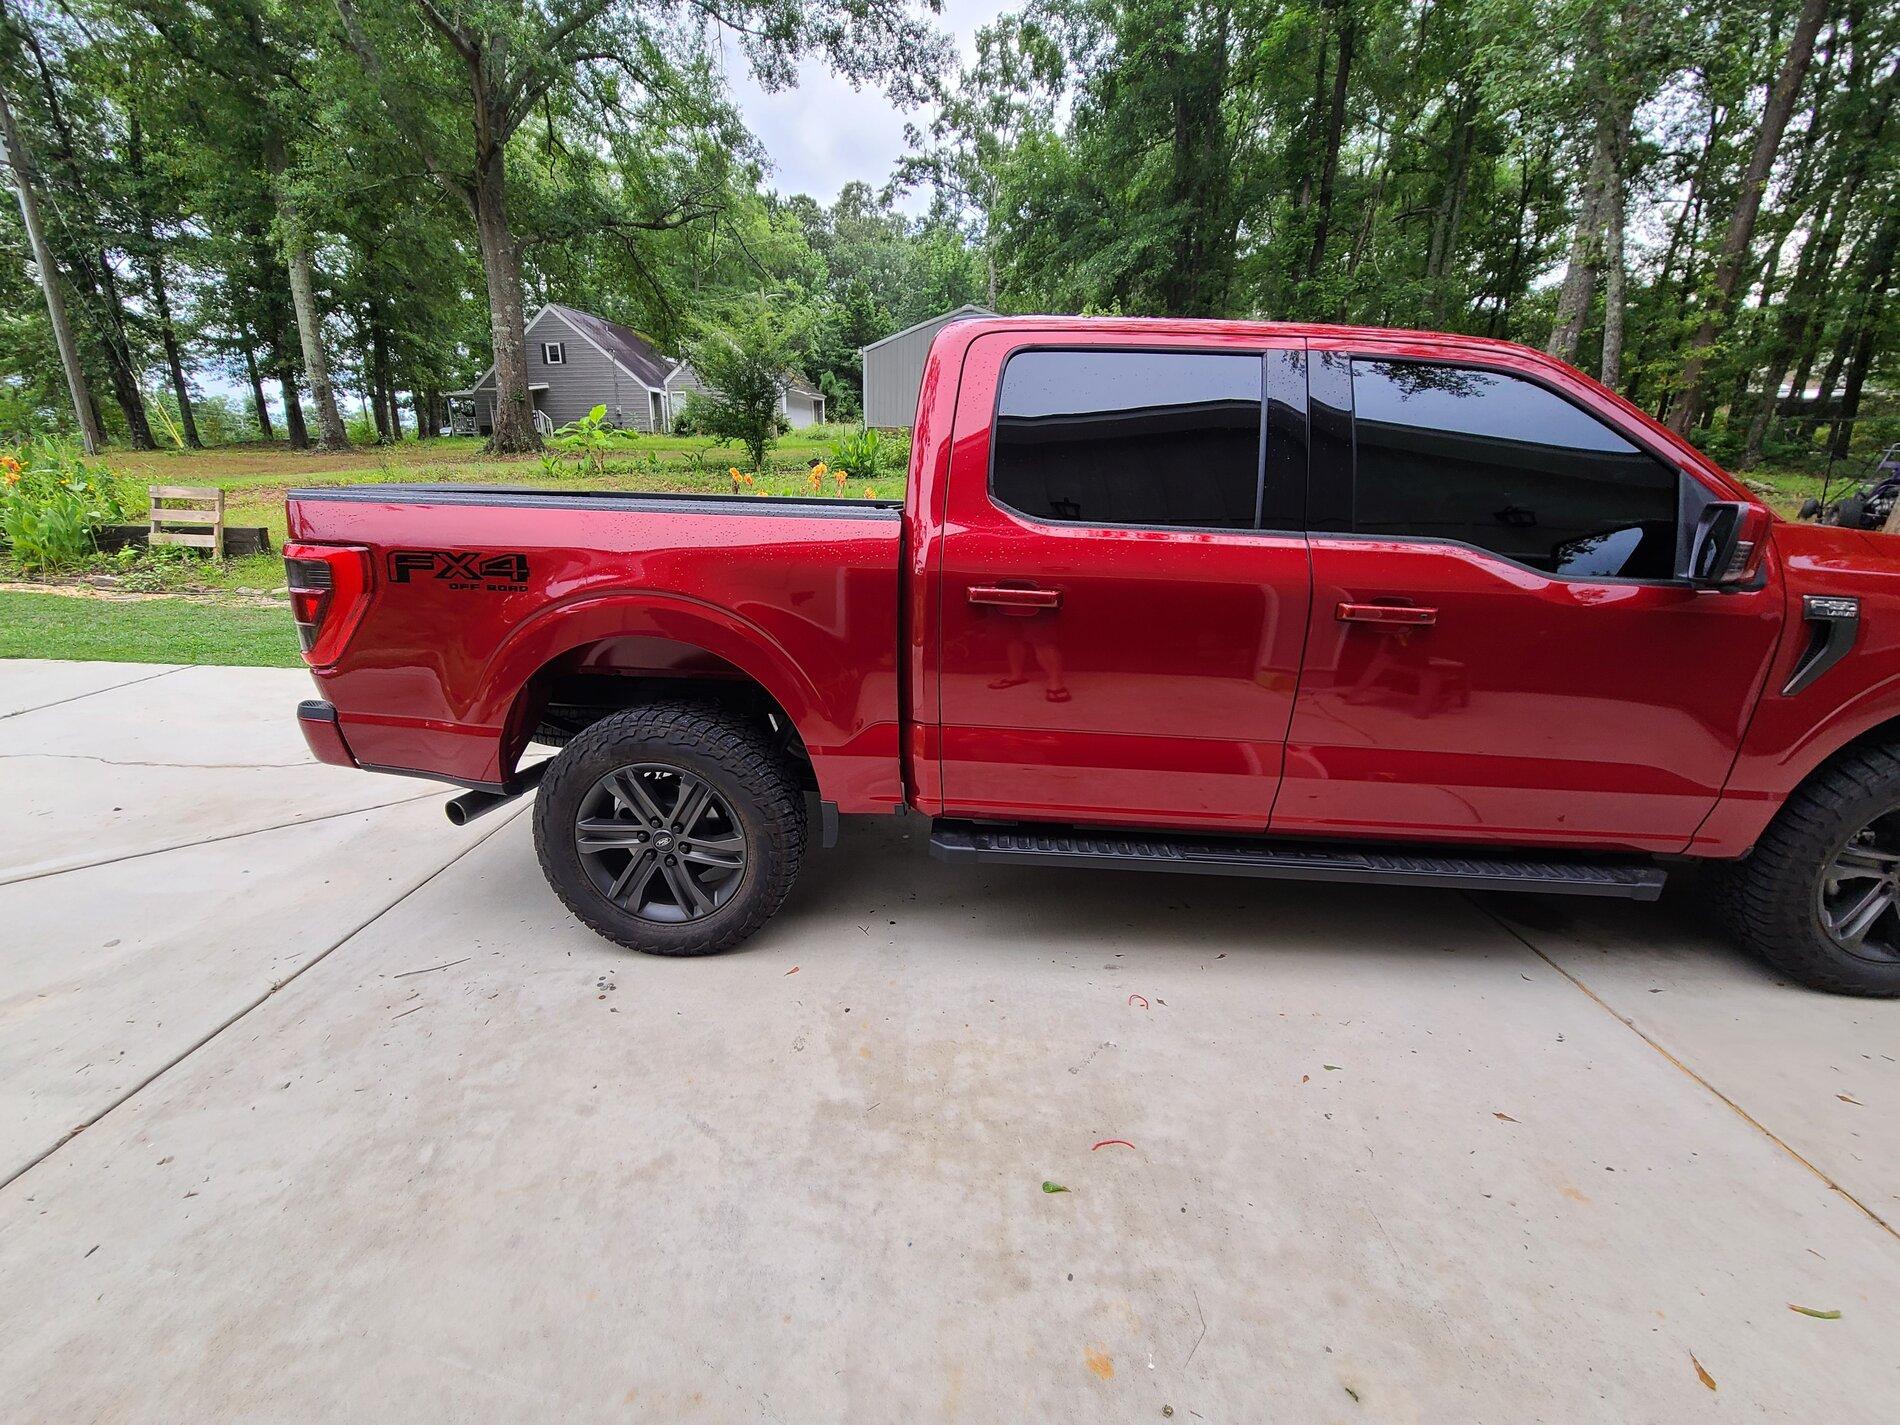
top-left (288, 317), bottom-right (1900, 995)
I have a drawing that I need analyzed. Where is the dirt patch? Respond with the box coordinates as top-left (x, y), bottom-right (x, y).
top-left (0, 580), bottom-right (286, 609)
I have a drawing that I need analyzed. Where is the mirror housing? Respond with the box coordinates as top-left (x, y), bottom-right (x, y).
top-left (1683, 501), bottom-right (1768, 589)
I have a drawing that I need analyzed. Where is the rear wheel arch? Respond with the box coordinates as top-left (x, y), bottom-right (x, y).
top-left (477, 594), bottom-right (830, 788)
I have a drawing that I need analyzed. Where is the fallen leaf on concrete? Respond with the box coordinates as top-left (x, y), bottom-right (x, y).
top-left (1042, 1181), bottom-right (1070, 1194)
top-left (1128, 994), bottom-right (1149, 1009)
top-left (1493, 1112), bottom-right (1519, 1123)
top-left (1836, 1093), bottom-right (1862, 1106)
top-left (1691, 1353), bottom-right (1716, 1391)
top-left (393, 957), bottom-right (468, 979)
top-left (784, 966), bottom-right (800, 976)
top-left (1788, 1305), bottom-right (1841, 1319)
top-left (1092, 1139), bottom-right (1137, 1152)
top-left (1343, 1385), bottom-right (1360, 1403)
top-left (1301, 1075), bottom-right (1310, 1084)
top-left (1323, 1064), bottom-right (1342, 1071)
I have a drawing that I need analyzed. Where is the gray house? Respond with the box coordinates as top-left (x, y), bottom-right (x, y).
top-left (860, 303), bottom-right (996, 428)
top-left (450, 302), bottom-right (825, 436)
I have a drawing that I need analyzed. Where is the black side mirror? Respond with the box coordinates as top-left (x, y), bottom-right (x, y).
top-left (1684, 502), bottom-right (1751, 588)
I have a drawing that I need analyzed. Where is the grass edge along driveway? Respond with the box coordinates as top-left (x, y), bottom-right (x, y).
top-left (0, 591), bottom-right (304, 668)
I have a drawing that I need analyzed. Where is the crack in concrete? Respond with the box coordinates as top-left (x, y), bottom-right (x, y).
top-left (0, 665), bottom-right (185, 721)
top-left (0, 752), bottom-right (310, 770)
top-left (0, 790), bottom-right (446, 887)
top-left (1468, 893), bottom-right (1898, 1244)
top-left (0, 803), bottom-right (527, 1194)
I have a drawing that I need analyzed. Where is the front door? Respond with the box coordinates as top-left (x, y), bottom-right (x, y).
top-left (1274, 348), bottom-right (1784, 854)
top-left (935, 334), bottom-right (1312, 832)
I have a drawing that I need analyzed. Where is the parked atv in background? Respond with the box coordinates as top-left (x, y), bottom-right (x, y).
top-left (1799, 444), bottom-right (1900, 529)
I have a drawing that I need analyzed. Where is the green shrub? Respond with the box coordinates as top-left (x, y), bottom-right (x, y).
top-left (0, 441), bottom-right (127, 572)
top-left (551, 404), bottom-right (641, 476)
top-left (830, 427), bottom-right (884, 479)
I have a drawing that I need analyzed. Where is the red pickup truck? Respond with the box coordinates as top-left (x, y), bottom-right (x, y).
top-left (288, 317), bottom-right (1900, 996)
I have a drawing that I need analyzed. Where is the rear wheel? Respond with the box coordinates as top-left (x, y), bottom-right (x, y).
top-left (1723, 742), bottom-right (1900, 996)
top-left (532, 701), bottom-right (806, 956)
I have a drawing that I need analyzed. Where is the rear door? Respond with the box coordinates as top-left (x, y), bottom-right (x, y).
top-left (934, 331), bottom-right (1312, 831)
top-left (1274, 346), bottom-right (1783, 854)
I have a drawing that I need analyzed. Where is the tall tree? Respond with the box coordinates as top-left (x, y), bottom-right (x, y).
top-left (1668, 0), bottom-right (1832, 432)
top-left (0, 16), bottom-right (100, 452)
top-left (334, 0), bottom-right (948, 453)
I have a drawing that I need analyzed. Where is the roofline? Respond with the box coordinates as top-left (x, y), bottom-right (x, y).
top-left (859, 303), bottom-right (997, 357)
top-left (467, 303), bottom-right (664, 396)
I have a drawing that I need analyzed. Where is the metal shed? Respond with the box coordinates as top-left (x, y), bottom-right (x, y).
top-left (859, 304), bottom-right (995, 429)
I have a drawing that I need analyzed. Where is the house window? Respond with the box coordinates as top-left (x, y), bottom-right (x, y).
top-left (542, 342), bottom-right (565, 365)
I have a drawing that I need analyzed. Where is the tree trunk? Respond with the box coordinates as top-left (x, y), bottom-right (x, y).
top-left (1305, 5), bottom-right (1356, 282)
top-left (472, 148), bottom-right (539, 453)
top-left (367, 318), bottom-right (393, 442)
top-left (279, 369), bottom-right (309, 449)
top-left (1668, 0), bottom-right (1830, 433)
top-left (90, 255), bottom-right (156, 449)
top-left (1827, 207), bottom-right (1896, 461)
top-left (0, 71), bottom-right (101, 453)
top-left (414, 389), bottom-right (433, 439)
top-left (243, 345), bottom-right (274, 441)
top-left (1547, 106), bottom-right (1619, 364)
top-left (283, 229), bottom-right (350, 450)
top-left (147, 251), bottom-right (201, 448)
top-left (1600, 170), bottom-right (1628, 390)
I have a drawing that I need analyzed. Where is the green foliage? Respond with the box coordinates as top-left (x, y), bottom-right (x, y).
top-left (552, 403), bottom-right (642, 476)
top-left (0, 442), bottom-right (128, 572)
top-left (682, 299), bottom-right (813, 471)
top-left (830, 427), bottom-right (884, 479)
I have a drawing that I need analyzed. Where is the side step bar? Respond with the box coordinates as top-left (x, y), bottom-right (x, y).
top-left (928, 822), bottom-right (1666, 901)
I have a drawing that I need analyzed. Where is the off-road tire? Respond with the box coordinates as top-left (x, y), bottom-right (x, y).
top-left (1720, 741), bottom-right (1900, 996)
top-left (533, 701), bottom-right (807, 956)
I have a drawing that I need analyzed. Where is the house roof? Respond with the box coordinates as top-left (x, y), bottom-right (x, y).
top-left (546, 303), bottom-right (673, 388)
top-left (861, 303), bottom-right (997, 357)
top-left (466, 302), bottom-right (674, 395)
top-left (782, 371), bottom-right (825, 401)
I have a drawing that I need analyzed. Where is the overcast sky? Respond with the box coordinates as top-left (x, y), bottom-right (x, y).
top-left (720, 0), bottom-right (1015, 215)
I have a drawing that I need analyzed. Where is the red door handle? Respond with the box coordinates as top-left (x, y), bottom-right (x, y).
top-left (1336, 601), bottom-right (1437, 626)
top-left (968, 584), bottom-right (1062, 614)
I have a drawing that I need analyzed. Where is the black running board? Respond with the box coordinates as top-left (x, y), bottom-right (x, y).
top-left (929, 822), bottom-right (1666, 900)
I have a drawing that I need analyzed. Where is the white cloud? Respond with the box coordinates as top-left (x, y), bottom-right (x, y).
top-left (721, 0), bottom-right (1014, 215)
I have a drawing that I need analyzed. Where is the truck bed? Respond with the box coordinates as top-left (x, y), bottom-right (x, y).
top-left (287, 483), bottom-right (905, 810)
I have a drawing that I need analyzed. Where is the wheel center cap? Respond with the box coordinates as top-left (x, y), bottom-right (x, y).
top-left (655, 833), bottom-right (674, 849)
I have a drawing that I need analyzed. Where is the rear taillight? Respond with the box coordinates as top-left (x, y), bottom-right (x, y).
top-left (283, 543), bottom-right (371, 667)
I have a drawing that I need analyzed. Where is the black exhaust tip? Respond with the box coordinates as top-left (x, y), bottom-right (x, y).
top-left (444, 760), bottom-right (549, 826)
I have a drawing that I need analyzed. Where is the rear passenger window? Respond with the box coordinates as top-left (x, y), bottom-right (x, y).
top-left (992, 350), bottom-right (1262, 529)
top-left (1350, 359), bottom-right (1679, 579)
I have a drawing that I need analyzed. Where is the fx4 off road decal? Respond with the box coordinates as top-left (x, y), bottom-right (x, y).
top-left (387, 549), bottom-right (530, 592)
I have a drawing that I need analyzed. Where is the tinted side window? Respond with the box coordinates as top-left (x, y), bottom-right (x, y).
top-left (1350, 360), bottom-right (1679, 579)
top-left (993, 350), bottom-right (1262, 529)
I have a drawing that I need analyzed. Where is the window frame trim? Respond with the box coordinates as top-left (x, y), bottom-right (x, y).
top-left (1320, 348), bottom-right (1717, 589)
top-left (982, 342), bottom-right (1296, 537)
top-left (542, 341), bottom-right (566, 366)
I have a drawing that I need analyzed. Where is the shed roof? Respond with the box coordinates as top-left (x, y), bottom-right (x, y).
top-left (861, 303), bottom-right (997, 356)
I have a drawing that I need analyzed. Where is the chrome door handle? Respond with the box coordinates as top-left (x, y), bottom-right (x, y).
top-left (1336, 602), bottom-right (1437, 626)
top-left (968, 585), bottom-right (1062, 614)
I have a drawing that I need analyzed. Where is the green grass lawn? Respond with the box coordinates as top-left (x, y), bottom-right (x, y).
top-left (1, 428), bottom-right (902, 668)
top-left (0, 591), bottom-right (305, 667)
top-left (75, 428), bottom-right (897, 597)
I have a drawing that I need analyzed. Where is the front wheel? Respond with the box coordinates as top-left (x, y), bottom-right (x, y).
top-left (1722, 741), bottom-right (1900, 996)
top-left (532, 701), bottom-right (807, 956)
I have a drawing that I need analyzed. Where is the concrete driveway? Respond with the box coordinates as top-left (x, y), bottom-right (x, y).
top-left (1, 659), bottom-right (1895, 1422)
